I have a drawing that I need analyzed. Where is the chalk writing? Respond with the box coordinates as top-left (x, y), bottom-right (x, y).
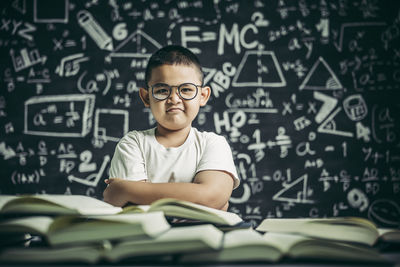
top-left (0, 0), bottom-right (399, 227)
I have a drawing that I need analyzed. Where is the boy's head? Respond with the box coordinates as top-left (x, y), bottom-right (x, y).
top-left (144, 45), bottom-right (204, 87)
top-left (140, 45), bottom-right (211, 133)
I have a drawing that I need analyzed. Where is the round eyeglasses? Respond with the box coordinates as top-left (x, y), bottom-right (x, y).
top-left (149, 83), bottom-right (201, 101)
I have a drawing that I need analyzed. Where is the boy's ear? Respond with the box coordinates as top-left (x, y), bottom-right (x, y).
top-left (199, 86), bottom-right (211, 106)
top-left (139, 87), bottom-right (150, 107)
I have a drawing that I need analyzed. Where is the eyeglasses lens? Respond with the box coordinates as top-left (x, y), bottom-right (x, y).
top-left (152, 83), bottom-right (198, 100)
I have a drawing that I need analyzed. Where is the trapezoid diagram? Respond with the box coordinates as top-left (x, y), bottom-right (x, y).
top-left (299, 57), bottom-right (343, 90)
top-left (232, 50), bottom-right (286, 87)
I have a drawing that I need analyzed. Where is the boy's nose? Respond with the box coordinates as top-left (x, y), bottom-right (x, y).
top-left (167, 87), bottom-right (182, 103)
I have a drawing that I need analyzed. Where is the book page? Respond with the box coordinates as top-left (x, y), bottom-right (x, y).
top-left (34, 195), bottom-right (122, 215)
top-left (0, 216), bottom-right (54, 235)
top-left (256, 218), bottom-right (379, 246)
top-left (262, 232), bottom-right (309, 253)
top-left (0, 195), bottom-right (18, 210)
top-left (149, 198), bottom-right (242, 225)
top-left (223, 228), bottom-right (267, 248)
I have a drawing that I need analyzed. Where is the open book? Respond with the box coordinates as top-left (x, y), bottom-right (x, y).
top-left (123, 198), bottom-right (243, 226)
top-left (0, 212), bottom-right (170, 246)
top-left (180, 228), bottom-right (388, 263)
top-left (0, 224), bottom-right (223, 264)
top-left (0, 195), bottom-right (122, 216)
top-left (256, 217), bottom-right (400, 246)
top-left (378, 228), bottom-right (400, 244)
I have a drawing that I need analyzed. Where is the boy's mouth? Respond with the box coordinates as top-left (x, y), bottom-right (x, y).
top-left (166, 107), bottom-right (184, 112)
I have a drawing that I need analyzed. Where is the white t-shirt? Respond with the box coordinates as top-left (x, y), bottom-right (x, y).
top-left (108, 127), bottom-right (240, 189)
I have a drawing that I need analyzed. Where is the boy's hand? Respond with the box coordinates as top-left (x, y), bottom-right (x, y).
top-left (103, 178), bottom-right (128, 207)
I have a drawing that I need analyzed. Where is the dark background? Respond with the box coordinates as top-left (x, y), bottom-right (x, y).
top-left (1, 0), bottom-right (399, 227)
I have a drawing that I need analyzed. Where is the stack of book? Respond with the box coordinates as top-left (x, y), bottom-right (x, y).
top-left (182, 217), bottom-right (400, 264)
top-left (0, 194), bottom-right (244, 264)
top-left (0, 195), bottom-right (398, 264)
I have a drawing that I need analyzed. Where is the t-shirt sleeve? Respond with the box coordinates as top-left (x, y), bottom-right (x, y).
top-left (197, 134), bottom-right (240, 189)
top-left (108, 133), bottom-right (148, 181)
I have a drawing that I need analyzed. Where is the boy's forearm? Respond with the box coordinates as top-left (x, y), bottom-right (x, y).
top-left (122, 180), bottom-right (227, 209)
top-left (103, 171), bottom-right (234, 209)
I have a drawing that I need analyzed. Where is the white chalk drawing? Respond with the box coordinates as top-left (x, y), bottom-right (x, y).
top-left (1, 0), bottom-right (399, 222)
top-left (180, 25), bottom-right (218, 54)
top-left (316, 14), bottom-right (329, 44)
top-left (166, 1), bottom-right (221, 47)
top-left (203, 62), bottom-right (236, 98)
top-left (293, 116), bottom-right (312, 131)
top-left (347, 188), bottom-right (369, 212)
top-left (343, 94), bottom-right (368, 121)
top-left (317, 107), bottom-right (354, 137)
top-left (0, 142), bottom-right (16, 160)
top-left (318, 168), bottom-right (339, 192)
top-left (225, 88), bottom-right (277, 113)
top-left (202, 67), bottom-right (217, 86)
top-left (368, 199), bottom-right (400, 227)
top-left (227, 108), bottom-right (278, 114)
top-left (356, 122), bottom-right (371, 142)
top-left (27, 68), bottom-right (50, 85)
top-left (232, 50), bottom-right (286, 87)
top-left (68, 155), bottom-right (110, 187)
top-left (273, 174), bottom-right (315, 204)
top-left (77, 10), bottom-right (113, 51)
top-left (11, 169), bottom-right (41, 184)
top-left (12, 0), bottom-right (26, 14)
top-left (24, 94), bottom-right (95, 137)
top-left (296, 139), bottom-right (316, 157)
top-left (77, 70), bottom-right (114, 95)
top-left (55, 53), bottom-right (89, 77)
top-left (334, 22), bottom-right (386, 52)
top-left (33, 0), bottom-right (69, 23)
top-left (229, 183), bottom-right (251, 204)
top-left (313, 91), bottom-right (338, 124)
top-left (10, 48), bottom-right (47, 72)
top-left (107, 29), bottom-right (161, 61)
top-left (299, 57), bottom-right (343, 90)
top-left (112, 23), bottom-right (128, 41)
top-left (266, 127), bottom-right (292, 158)
top-left (78, 150), bottom-right (97, 173)
top-left (371, 105), bottom-right (398, 144)
top-left (93, 109), bottom-right (129, 147)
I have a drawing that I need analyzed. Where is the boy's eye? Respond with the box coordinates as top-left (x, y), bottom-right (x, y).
top-left (153, 86), bottom-right (170, 95)
top-left (180, 87), bottom-right (194, 92)
top-left (179, 84), bottom-right (197, 92)
top-left (155, 88), bottom-right (169, 94)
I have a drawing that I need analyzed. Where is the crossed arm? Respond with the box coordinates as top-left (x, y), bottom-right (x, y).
top-left (103, 170), bottom-right (234, 210)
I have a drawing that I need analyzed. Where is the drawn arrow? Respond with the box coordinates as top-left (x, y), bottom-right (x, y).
top-left (68, 155), bottom-right (110, 187)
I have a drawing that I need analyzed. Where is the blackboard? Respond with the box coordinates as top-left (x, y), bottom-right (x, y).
top-left (1, 0), bottom-right (399, 227)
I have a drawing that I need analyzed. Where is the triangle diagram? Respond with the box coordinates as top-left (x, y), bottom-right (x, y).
top-left (110, 29), bottom-right (162, 58)
top-left (318, 107), bottom-right (354, 137)
top-left (313, 91), bottom-right (338, 124)
top-left (299, 57), bottom-right (343, 90)
top-left (272, 174), bottom-right (314, 204)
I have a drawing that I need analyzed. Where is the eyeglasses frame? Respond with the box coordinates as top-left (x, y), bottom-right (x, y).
top-left (148, 82), bottom-right (203, 101)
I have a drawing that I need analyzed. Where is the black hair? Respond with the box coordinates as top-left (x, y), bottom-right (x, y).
top-left (144, 45), bottom-right (204, 87)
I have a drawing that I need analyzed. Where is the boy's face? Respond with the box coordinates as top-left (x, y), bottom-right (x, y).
top-left (139, 64), bottom-right (210, 132)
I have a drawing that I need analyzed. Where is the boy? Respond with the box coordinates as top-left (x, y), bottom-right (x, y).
top-left (103, 45), bottom-right (239, 210)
